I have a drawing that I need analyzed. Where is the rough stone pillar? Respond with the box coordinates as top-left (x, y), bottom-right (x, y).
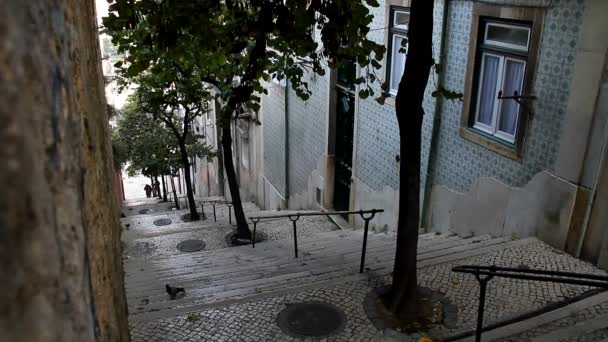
top-left (0, 1), bottom-right (130, 341)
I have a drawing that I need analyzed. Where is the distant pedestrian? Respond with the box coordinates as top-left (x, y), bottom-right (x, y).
top-left (154, 179), bottom-right (161, 198)
top-left (144, 184), bottom-right (152, 198)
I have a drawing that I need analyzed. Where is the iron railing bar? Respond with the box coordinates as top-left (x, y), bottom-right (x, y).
top-left (455, 271), bottom-right (608, 288)
top-left (248, 209), bottom-right (384, 221)
top-left (453, 265), bottom-right (608, 342)
top-left (453, 265), bottom-right (608, 282)
top-left (248, 209), bottom-right (384, 271)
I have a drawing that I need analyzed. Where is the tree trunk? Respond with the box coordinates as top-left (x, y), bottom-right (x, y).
top-left (150, 176), bottom-right (156, 197)
top-left (221, 127), bottom-right (251, 240)
top-left (161, 173), bottom-right (168, 202)
top-left (381, 0), bottom-right (434, 320)
top-left (170, 174), bottom-right (180, 210)
top-left (178, 141), bottom-right (200, 220)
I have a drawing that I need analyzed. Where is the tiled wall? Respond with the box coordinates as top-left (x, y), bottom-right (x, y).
top-left (353, 0), bottom-right (445, 192)
top-left (262, 83), bottom-right (287, 196)
top-left (261, 0), bottom-right (584, 208)
top-left (287, 70), bottom-right (329, 195)
top-left (430, 0), bottom-right (585, 192)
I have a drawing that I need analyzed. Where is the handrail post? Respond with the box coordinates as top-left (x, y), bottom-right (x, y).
top-left (226, 203), bottom-right (233, 224)
top-left (251, 218), bottom-right (260, 248)
top-left (288, 215), bottom-right (300, 258)
top-left (474, 272), bottom-right (494, 342)
top-left (359, 210), bottom-right (377, 273)
top-left (212, 203), bottom-right (217, 222)
top-left (201, 204), bottom-right (207, 220)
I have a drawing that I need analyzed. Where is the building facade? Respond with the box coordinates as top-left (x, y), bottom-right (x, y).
top-left (197, 0), bottom-right (608, 269)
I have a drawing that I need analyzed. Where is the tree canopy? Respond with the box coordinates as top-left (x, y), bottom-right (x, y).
top-left (113, 94), bottom-right (214, 178)
top-left (103, 0), bottom-right (387, 121)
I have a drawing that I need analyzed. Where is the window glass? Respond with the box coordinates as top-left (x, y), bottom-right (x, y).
top-left (498, 59), bottom-right (525, 136)
top-left (389, 34), bottom-right (407, 95)
top-left (485, 23), bottom-right (530, 50)
top-left (393, 11), bottom-right (409, 30)
top-left (476, 54), bottom-right (501, 127)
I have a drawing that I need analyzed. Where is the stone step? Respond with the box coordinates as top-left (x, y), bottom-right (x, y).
top-left (124, 234), bottom-right (489, 288)
top-left (125, 230), bottom-right (458, 270)
top-left (124, 232), bottom-right (468, 281)
top-left (126, 235), bottom-right (514, 317)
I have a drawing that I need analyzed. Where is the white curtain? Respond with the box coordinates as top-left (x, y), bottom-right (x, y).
top-left (498, 60), bottom-right (525, 135)
top-left (390, 35), bottom-right (406, 94)
top-left (477, 54), bottom-right (500, 126)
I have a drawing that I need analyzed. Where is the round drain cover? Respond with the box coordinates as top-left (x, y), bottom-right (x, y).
top-left (153, 218), bottom-right (172, 226)
top-left (177, 239), bottom-right (206, 252)
top-left (277, 302), bottom-right (346, 338)
top-left (181, 214), bottom-right (193, 222)
top-left (138, 209), bottom-right (152, 214)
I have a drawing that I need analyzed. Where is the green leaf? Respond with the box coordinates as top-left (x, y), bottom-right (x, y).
top-left (358, 89), bottom-right (369, 99)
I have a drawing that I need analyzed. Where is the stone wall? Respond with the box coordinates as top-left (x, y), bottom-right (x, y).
top-left (0, 1), bottom-right (130, 341)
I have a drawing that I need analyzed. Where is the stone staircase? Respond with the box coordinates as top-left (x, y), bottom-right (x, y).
top-left (123, 200), bottom-right (608, 341)
top-left (450, 290), bottom-right (608, 342)
top-left (124, 225), bottom-right (516, 322)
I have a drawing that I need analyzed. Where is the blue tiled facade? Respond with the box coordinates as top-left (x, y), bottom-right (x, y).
top-left (262, 83), bottom-right (287, 196)
top-left (261, 0), bottom-right (585, 206)
top-left (430, 0), bottom-right (585, 192)
top-left (287, 71), bottom-right (329, 195)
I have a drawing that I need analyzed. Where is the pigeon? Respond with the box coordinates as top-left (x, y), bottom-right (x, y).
top-left (165, 284), bottom-right (185, 300)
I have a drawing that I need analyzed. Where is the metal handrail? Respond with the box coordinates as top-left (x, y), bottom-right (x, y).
top-left (452, 265), bottom-right (608, 342)
top-left (198, 200), bottom-right (233, 223)
top-left (249, 209), bottom-right (384, 273)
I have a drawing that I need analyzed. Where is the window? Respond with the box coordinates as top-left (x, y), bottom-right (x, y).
top-left (386, 7), bottom-right (409, 96)
top-left (471, 19), bottom-right (531, 144)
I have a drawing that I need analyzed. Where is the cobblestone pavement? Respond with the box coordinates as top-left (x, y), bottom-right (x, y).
top-left (420, 240), bottom-right (606, 339)
top-left (128, 234), bottom-right (608, 341)
top-left (497, 300), bottom-right (608, 341)
top-left (122, 202), bottom-right (339, 260)
top-left (130, 276), bottom-right (421, 342)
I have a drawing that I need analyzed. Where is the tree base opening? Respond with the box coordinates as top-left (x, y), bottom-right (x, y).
top-left (225, 231), bottom-right (266, 247)
top-left (364, 285), bottom-right (457, 335)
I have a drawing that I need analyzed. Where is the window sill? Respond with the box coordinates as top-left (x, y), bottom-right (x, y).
top-left (459, 127), bottom-right (522, 161)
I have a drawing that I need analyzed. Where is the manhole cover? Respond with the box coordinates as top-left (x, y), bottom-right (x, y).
top-left (181, 214), bottom-right (193, 222)
top-left (153, 218), bottom-right (172, 226)
top-left (177, 239), bottom-right (206, 252)
top-left (277, 302), bottom-right (346, 338)
top-left (138, 209), bottom-right (152, 214)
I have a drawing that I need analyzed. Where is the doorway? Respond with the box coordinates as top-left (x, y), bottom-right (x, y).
top-left (332, 63), bottom-right (356, 215)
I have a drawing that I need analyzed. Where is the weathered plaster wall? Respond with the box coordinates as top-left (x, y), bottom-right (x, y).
top-left (428, 172), bottom-right (578, 250)
top-left (0, 1), bottom-right (130, 341)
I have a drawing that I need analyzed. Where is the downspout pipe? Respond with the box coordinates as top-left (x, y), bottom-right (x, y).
top-left (421, 0), bottom-right (450, 229)
top-left (284, 79), bottom-right (290, 207)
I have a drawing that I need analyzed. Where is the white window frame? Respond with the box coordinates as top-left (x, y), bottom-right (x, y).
top-left (473, 53), bottom-right (527, 144)
top-left (472, 20), bottom-right (530, 144)
top-left (387, 7), bottom-right (409, 96)
top-left (484, 22), bottom-right (531, 52)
